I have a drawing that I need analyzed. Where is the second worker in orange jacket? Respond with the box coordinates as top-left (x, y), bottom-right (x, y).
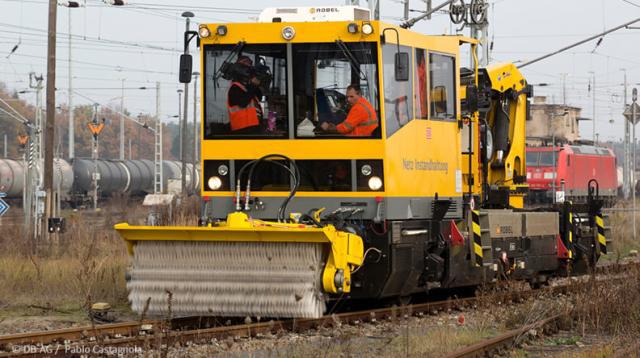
top-left (320, 84), bottom-right (378, 137)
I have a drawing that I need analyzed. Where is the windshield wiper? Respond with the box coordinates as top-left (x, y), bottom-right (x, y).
top-left (213, 41), bottom-right (246, 81)
top-left (335, 40), bottom-right (368, 82)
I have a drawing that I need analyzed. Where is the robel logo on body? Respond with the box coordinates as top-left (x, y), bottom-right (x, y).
top-left (310, 7), bottom-right (339, 13)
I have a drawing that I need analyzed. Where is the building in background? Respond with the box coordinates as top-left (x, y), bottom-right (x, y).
top-left (526, 96), bottom-right (590, 146)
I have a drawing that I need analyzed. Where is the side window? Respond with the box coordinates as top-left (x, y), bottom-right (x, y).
top-left (414, 48), bottom-right (428, 119)
top-left (382, 44), bottom-right (413, 138)
top-left (429, 53), bottom-right (456, 120)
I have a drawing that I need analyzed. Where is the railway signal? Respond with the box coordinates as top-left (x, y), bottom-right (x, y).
top-left (17, 134), bottom-right (28, 148)
top-left (87, 120), bottom-right (105, 139)
top-left (88, 104), bottom-right (105, 210)
top-left (623, 103), bottom-right (640, 125)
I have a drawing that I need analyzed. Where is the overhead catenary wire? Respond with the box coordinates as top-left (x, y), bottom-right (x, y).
top-left (2, 2), bottom-right (214, 125)
top-left (4, 0), bottom-right (254, 22)
top-left (71, 90), bottom-right (156, 132)
top-left (519, 17), bottom-right (640, 68)
top-left (0, 23), bottom-right (180, 52)
top-left (0, 33), bottom-right (177, 58)
top-left (119, 3), bottom-right (259, 14)
top-left (4, 52), bottom-right (176, 75)
top-left (2, 0), bottom-right (637, 146)
top-left (0, 106), bottom-right (32, 127)
top-left (0, 96), bottom-right (30, 123)
top-left (621, 0), bottom-right (640, 8)
top-left (401, 0), bottom-right (455, 28)
top-left (81, 0), bottom-right (259, 14)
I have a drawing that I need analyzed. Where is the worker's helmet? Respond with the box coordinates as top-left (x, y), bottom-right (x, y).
top-left (236, 55), bottom-right (253, 67)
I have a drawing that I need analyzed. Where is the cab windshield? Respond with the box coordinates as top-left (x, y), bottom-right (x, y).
top-left (203, 43), bottom-right (288, 139)
top-left (526, 152), bottom-right (539, 167)
top-left (292, 42), bottom-right (380, 139)
top-left (203, 42), bottom-right (380, 139)
top-left (538, 151), bottom-right (558, 166)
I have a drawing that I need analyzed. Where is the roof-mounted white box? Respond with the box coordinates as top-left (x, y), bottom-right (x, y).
top-left (258, 6), bottom-right (370, 23)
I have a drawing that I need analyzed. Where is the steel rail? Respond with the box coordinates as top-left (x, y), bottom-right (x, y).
top-left (0, 320), bottom-right (160, 348)
top-left (443, 314), bottom-right (564, 358)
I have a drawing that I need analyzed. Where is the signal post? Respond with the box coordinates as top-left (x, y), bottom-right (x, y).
top-left (87, 104), bottom-right (105, 211)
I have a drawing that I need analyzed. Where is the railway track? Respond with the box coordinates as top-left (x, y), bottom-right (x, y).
top-left (1, 261), bottom-right (637, 356)
top-left (444, 314), bottom-right (564, 358)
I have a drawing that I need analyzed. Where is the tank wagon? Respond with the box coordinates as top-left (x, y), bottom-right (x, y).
top-left (115, 6), bottom-right (611, 319)
top-left (0, 158), bottom-right (73, 200)
top-left (0, 158), bottom-right (199, 203)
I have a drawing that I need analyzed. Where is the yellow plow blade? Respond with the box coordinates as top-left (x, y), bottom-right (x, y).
top-left (115, 212), bottom-right (363, 319)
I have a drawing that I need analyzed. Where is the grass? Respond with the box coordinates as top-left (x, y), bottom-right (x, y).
top-left (603, 198), bottom-right (640, 263)
top-left (571, 265), bottom-right (640, 337)
top-left (0, 200), bottom-right (137, 317)
top-left (0, 195), bottom-right (201, 320)
top-left (509, 263), bottom-right (640, 357)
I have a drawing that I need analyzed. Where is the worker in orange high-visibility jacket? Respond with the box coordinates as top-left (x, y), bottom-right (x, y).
top-left (227, 56), bottom-right (263, 134)
top-left (320, 84), bottom-right (378, 137)
top-left (416, 55), bottom-right (428, 119)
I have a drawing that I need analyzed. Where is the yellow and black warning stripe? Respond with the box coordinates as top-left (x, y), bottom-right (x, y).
top-left (568, 211), bottom-right (573, 259)
top-left (595, 213), bottom-right (607, 254)
top-left (472, 210), bottom-right (483, 267)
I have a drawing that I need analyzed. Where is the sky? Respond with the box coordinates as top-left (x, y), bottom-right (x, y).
top-left (1, 0), bottom-right (639, 143)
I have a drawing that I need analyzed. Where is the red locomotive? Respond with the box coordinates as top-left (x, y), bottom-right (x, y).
top-left (526, 144), bottom-right (617, 205)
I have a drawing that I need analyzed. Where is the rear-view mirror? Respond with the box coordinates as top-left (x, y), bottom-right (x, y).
top-left (395, 52), bottom-right (409, 82)
top-left (179, 54), bottom-right (193, 83)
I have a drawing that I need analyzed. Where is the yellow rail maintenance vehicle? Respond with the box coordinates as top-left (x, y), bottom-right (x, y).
top-left (116, 6), bottom-right (610, 319)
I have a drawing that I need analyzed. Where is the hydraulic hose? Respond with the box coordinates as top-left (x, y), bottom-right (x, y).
top-left (238, 154), bottom-right (300, 222)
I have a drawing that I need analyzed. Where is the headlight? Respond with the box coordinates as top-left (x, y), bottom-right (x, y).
top-left (347, 23), bottom-right (358, 34)
top-left (357, 160), bottom-right (383, 191)
top-left (543, 172), bottom-right (556, 179)
top-left (368, 176), bottom-right (383, 191)
top-left (215, 25), bottom-right (227, 36)
top-left (361, 23), bottom-right (374, 35)
top-left (281, 26), bottom-right (295, 40)
top-left (208, 176), bottom-right (222, 190)
top-left (199, 25), bottom-right (212, 38)
top-left (218, 164), bottom-right (229, 176)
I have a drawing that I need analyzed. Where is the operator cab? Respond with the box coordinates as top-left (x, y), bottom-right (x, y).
top-left (189, 7), bottom-right (465, 202)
